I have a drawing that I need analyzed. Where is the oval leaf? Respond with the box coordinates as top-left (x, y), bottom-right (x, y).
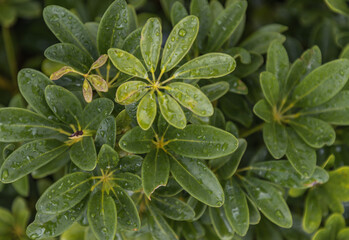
top-left (158, 92), bottom-right (187, 129)
top-left (137, 91), bottom-right (157, 130)
top-left (115, 81), bottom-right (149, 105)
top-left (119, 126), bottom-right (154, 154)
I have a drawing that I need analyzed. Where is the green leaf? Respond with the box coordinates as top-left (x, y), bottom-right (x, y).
top-left (260, 71), bottom-right (279, 106)
top-left (303, 189), bottom-right (322, 233)
top-left (240, 31), bottom-right (286, 54)
top-left (242, 177), bottom-right (292, 228)
top-left (169, 154), bottom-right (224, 207)
top-left (0, 108), bottom-right (61, 142)
top-left (263, 122), bottom-right (287, 159)
top-left (70, 136), bottom-right (97, 171)
top-left (166, 82), bottom-right (213, 117)
top-left (119, 126), bottom-right (154, 154)
top-left (108, 49), bottom-right (148, 79)
top-left (224, 178), bottom-right (249, 236)
top-left (151, 196), bottom-right (195, 221)
top-left (292, 59), bottom-right (349, 107)
top-left (98, 144), bottom-right (119, 171)
top-left (324, 166), bottom-right (349, 202)
top-left (247, 197), bottom-right (261, 225)
top-left (220, 93), bottom-right (253, 127)
top-left (86, 75), bottom-right (108, 92)
top-left (97, 0), bottom-right (128, 54)
top-left (12, 197), bottom-right (30, 229)
top-left (251, 160), bottom-right (329, 188)
top-left (170, 1), bottom-right (188, 26)
top-left (187, 197), bottom-right (207, 221)
top-left (266, 41), bottom-right (289, 90)
top-left (325, 0), bottom-right (349, 16)
top-left (113, 172), bottom-right (142, 191)
top-left (44, 43), bottom-right (93, 73)
top-left (156, 177), bottom-right (183, 197)
top-left (209, 207), bottom-right (235, 239)
top-left (234, 52), bottom-right (264, 78)
top-left (158, 92), bottom-right (187, 129)
top-left (253, 100), bottom-right (273, 123)
top-left (141, 18), bottom-right (162, 72)
top-left (95, 116), bottom-right (116, 149)
top-left (225, 47), bottom-right (251, 64)
top-left (161, 15), bottom-right (199, 72)
top-left (45, 85), bottom-right (83, 126)
top-left (116, 155), bottom-right (143, 174)
top-left (206, 0), bottom-right (247, 52)
top-left (301, 90), bottom-right (349, 125)
top-left (0, 139), bottom-right (68, 183)
top-left (112, 186), bottom-right (140, 231)
top-left (137, 91), bottom-right (157, 130)
top-left (148, 205), bottom-right (177, 240)
top-left (36, 172), bottom-right (92, 214)
top-left (190, 0), bottom-right (211, 51)
top-left (284, 46), bottom-right (321, 95)
top-left (338, 228), bottom-right (349, 240)
top-left (115, 81), bottom-right (149, 105)
top-left (201, 81), bottom-right (230, 102)
top-left (166, 124), bottom-right (238, 159)
top-left (122, 28), bottom-right (141, 55)
top-left (18, 68), bottom-right (56, 119)
top-left (218, 138), bottom-right (247, 179)
top-left (43, 5), bottom-right (98, 58)
top-left (286, 128), bottom-right (316, 177)
top-left (27, 199), bottom-right (87, 239)
top-left (142, 148), bottom-right (169, 198)
top-left (82, 98), bottom-right (114, 130)
top-left (289, 117), bottom-right (335, 148)
top-left (12, 176), bottom-right (29, 197)
top-left (88, 191), bottom-right (117, 240)
top-left (173, 53), bottom-right (236, 80)
top-left (32, 151), bottom-right (70, 179)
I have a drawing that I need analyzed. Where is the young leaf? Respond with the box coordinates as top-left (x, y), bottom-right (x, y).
top-left (166, 124), bottom-right (238, 159)
top-left (286, 128), bottom-right (316, 177)
top-left (148, 205), bottom-right (177, 240)
top-left (303, 189), bottom-right (322, 233)
top-left (98, 144), bottom-right (119, 171)
top-left (224, 178), bottom-right (249, 236)
top-left (263, 122), bottom-right (287, 159)
top-left (206, 0), bottom-right (247, 52)
top-left (82, 98), bottom-right (114, 130)
top-left (137, 91), bottom-right (157, 130)
top-left (43, 5), bottom-right (98, 58)
top-left (170, 1), bottom-right (188, 26)
top-left (86, 75), bottom-right (108, 92)
top-left (292, 59), bottom-right (349, 107)
top-left (88, 191), bottom-right (117, 240)
top-left (44, 43), bottom-right (93, 73)
top-left (266, 40), bottom-right (289, 89)
top-left (242, 177), bottom-right (292, 228)
top-left (18, 68), bottom-right (56, 119)
top-left (0, 139), bottom-right (68, 183)
top-left (161, 15), bottom-right (199, 72)
top-left (158, 92), bottom-right (187, 129)
top-left (260, 71), bottom-right (279, 106)
top-left (50, 66), bottom-right (77, 80)
top-left (166, 82), bottom-right (213, 116)
top-left (36, 172), bottom-right (92, 214)
top-left (112, 187), bottom-right (140, 231)
top-left (289, 117), bottom-right (335, 148)
top-left (119, 126), bottom-right (154, 154)
top-left (82, 79), bottom-right (93, 103)
top-left (169, 154), bottom-right (224, 207)
top-left (108, 49), bottom-right (148, 79)
top-left (151, 196), bottom-right (195, 221)
top-left (90, 54), bottom-right (109, 70)
top-left (115, 81), bottom-right (149, 105)
top-left (0, 108), bottom-right (61, 142)
top-left (70, 136), bottom-right (97, 171)
top-left (97, 0), bottom-right (128, 54)
top-left (142, 148), bottom-right (169, 199)
top-left (45, 85), bottom-right (83, 126)
top-left (141, 18), bottom-right (162, 73)
top-left (95, 116), bottom-right (116, 149)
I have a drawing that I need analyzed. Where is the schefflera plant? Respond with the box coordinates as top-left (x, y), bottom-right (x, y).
top-left (254, 40), bottom-right (349, 177)
top-left (109, 15), bottom-right (236, 130)
top-left (0, 69), bottom-right (115, 183)
top-left (26, 144), bottom-right (142, 240)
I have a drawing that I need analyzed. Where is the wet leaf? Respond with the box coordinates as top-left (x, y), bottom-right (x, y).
top-left (98, 144), bottom-right (119, 172)
top-left (201, 81), bottom-right (230, 101)
top-left (187, 196), bottom-right (207, 221)
top-left (113, 172), bottom-right (142, 191)
top-left (142, 148), bottom-right (169, 198)
top-left (158, 92), bottom-right (186, 129)
top-left (137, 91), bottom-right (157, 130)
top-left (95, 116), bottom-right (116, 149)
top-left (36, 172), bottom-right (92, 214)
top-left (86, 75), bottom-right (108, 92)
top-left (190, 0), bottom-right (211, 51)
top-left (50, 66), bottom-right (77, 80)
top-left (82, 79), bottom-right (93, 103)
top-left (209, 206), bottom-right (235, 239)
top-left (161, 15), bottom-right (199, 72)
top-left (32, 151), bottom-right (70, 179)
top-left (82, 98), bottom-right (114, 130)
top-left (151, 196), bottom-right (195, 221)
top-left (141, 18), bottom-right (162, 72)
top-left (119, 126), bottom-right (154, 154)
top-left (12, 176), bottom-right (29, 197)
top-left (173, 53), bottom-right (236, 79)
top-left (97, 0), bottom-right (128, 54)
top-left (303, 189), bottom-right (322, 233)
top-left (70, 136), bottom-right (97, 171)
top-left (0, 139), bottom-right (68, 183)
top-left (169, 154), bottom-right (224, 207)
top-left (170, 1), bottom-right (188, 26)
top-left (148, 205), bottom-right (177, 240)
top-left (88, 191), bottom-right (117, 240)
top-left (90, 54), bottom-right (109, 70)
top-left (253, 100), bottom-right (273, 123)
top-left (115, 81), bottom-right (149, 105)
top-left (260, 71), bottom-right (279, 106)
top-left (324, 166), bottom-right (349, 202)
top-left (263, 122), bottom-right (287, 159)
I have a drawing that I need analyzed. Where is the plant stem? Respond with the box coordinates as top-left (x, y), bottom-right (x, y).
top-left (2, 26), bottom-right (17, 90)
top-left (240, 123), bottom-right (264, 138)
